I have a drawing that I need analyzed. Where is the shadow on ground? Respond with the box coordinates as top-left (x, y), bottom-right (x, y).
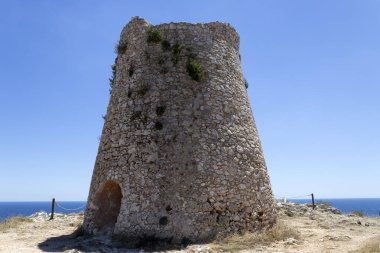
top-left (38, 230), bottom-right (187, 252)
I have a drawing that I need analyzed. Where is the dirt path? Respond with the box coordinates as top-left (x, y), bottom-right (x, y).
top-left (0, 207), bottom-right (379, 253)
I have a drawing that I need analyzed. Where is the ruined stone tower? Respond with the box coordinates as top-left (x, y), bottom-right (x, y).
top-left (83, 17), bottom-right (276, 244)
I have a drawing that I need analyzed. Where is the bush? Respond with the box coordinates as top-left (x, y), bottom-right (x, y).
top-left (187, 58), bottom-right (204, 82)
top-left (147, 27), bottom-right (162, 43)
top-left (116, 41), bottom-right (128, 54)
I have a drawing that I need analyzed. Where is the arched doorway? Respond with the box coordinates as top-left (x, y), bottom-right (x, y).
top-left (93, 180), bottom-right (122, 233)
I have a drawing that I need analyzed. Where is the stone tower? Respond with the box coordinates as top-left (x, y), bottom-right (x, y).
top-left (83, 17), bottom-right (276, 244)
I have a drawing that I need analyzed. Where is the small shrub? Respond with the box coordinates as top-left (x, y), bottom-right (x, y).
top-left (127, 90), bottom-right (132, 98)
top-left (154, 121), bottom-right (163, 130)
top-left (147, 27), bottom-right (162, 43)
top-left (128, 65), bottom-right (134, 77)
top-left (0, 216), bottom-right (33, 231)
top-left (137, 85), bottom-right (149, 96)
top-left (156, 106), bottom-right (166, 116)
top-left (161, 40), bottom-right (171, 51)
top-left (187, 58), bottom-right (204, 82)
top-left (352, 210), bottom-right (365, 217)
top-left (131, 111), bottom-right (141, 121)
top-left (172, 43), bottom-right (184, 64)
top-left (116, 41), bottom-right (128, 54)
top-left (101, 114), bottom-right (107, 121)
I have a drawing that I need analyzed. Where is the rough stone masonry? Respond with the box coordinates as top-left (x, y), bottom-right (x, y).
top-left (83, 16), bottom-right (277, 244)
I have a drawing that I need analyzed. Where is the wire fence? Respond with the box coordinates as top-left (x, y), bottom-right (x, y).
top-left (55, 201), bottom-right (87, 211)
top-left (275, 194), bottom-right (312, 200)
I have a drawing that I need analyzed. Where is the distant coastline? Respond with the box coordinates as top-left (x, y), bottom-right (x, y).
top-left (1, 198), bottom-right (379, 222)
top-left (282, 198), bottom-right (380, 217)
top-left (0, 201), bottom-right (86, 221)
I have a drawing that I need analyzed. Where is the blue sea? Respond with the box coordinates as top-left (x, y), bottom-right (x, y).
top-left (0, 201), bottom-right (86, 222)
top-left (0, 199), bottom-right (379, 222)
top-left (289, 198), bottom-right (380, 217)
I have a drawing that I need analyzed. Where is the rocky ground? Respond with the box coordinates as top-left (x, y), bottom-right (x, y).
top-left (0, 202), bottom-right (379, 252)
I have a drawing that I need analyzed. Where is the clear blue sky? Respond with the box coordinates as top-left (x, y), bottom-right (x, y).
top-left (0, 0), bottom-right (379, 201)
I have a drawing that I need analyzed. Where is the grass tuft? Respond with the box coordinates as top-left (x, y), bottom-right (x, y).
top-left (352, 210), bottom-right (365, 217)
top-left (187, 58), bottom-right (204, 82)
top-left (116, 41), bottom-right (128, 54)
top-left (0, 216), bottom-right (33, 232)
top-left (172, 43), bottom-right (184, 64)
top-left (212, 220), bottom-right (300, 252)
top-left (351, 237), bottom-right (380, 253)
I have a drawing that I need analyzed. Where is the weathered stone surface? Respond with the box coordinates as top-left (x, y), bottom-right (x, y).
top-left (83, 16), bottom-right (276, 244)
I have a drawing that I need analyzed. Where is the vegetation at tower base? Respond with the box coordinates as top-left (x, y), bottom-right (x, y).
top-left (83, 17), bottom-right (277, 245)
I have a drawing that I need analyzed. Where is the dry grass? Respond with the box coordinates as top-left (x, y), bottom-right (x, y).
top-left (352, 211), bottom-right (365, 217)
top-left (212, 220), bottom-right (300, 252)
top-left (0, 216), bottom-right (33, 232)
top-left (351, 237), bottom-right (380, 253)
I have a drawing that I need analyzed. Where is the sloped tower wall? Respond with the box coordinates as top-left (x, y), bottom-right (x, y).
top-left (83, 17), bottom-right (276, 244)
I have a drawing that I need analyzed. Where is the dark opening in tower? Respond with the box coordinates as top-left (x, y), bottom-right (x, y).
top-left (93, 180), bottom-right (122, 233)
